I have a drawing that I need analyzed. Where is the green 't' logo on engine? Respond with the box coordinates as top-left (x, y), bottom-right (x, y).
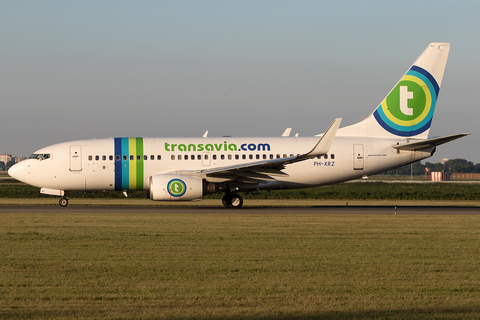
top-left (167, 179), bottom-right (186, 197)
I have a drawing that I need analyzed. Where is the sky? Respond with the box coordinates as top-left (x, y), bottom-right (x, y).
top-left (1, 0), bottom-right (479, 163)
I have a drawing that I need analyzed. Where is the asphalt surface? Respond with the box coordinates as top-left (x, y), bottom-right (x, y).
top-left (1, 205), bottom-right (480, 214)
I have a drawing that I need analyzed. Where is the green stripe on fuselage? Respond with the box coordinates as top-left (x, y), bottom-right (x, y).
top-left (136, 137), bottom-right (144, 190)
top-left (127, 137), bottom-right (144, 191)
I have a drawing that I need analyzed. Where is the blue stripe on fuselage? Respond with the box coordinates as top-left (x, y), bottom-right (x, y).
top-left (114, 138), bottom-right (122, 190)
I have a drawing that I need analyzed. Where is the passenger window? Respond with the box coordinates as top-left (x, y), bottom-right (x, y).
top-left (178, 155), bottom-right (182, 160)
top-left (324, 154), bottom-right (328, 159)
top-left (123, 155), bottom-right (127, 161)
top-left (228, 155), bottom-right (232, 160)
top-left (256, 155), bottom-right (260, 159)
top-left (110, 155), bottom-right (113, 161)
top-left (116, 155), bottom-right (120, 161)
top-left (144, 155), bottom-right (147, 160)
top-left (150, 155), bottom-right (154, 160)
top-left (249, 155), bottom-right (253, 160)
top-left (102, 155), bottom-right (106, 161)
top-left (204, 155), bottom-right (208, 160)
top-left (136, 155), bottom-right (140, 161)
top-left (171, 155), bottom-right (175, 160)
top-left (235, 155), bottom-right (239, 160)
top-left (221, 155), bottom-right (225, 160)
top-left (89, 155), bottom-right (93, 161)
top-left (331, 154), bottom-right (335, 159)
top-left (95, 155), bottom-right (99, 161)
top-left (130, 155), bottom-right (134, 161)
top-left (191, 155), bottom-right (195, 160)
top-left (269, 154), bottom-right (273, 159)
top-left (197, 155), bottom-right (201, 160)
top-left (242, 154), bottom-right (246, 160)
top-left (276, 154), bottom-right (280, 159)
top-left (213, 155), bottom-right (217, 160)
top-left (283, 154), bottom-right (287, 158)
top-left (157, 155), bottom-right (161, 160)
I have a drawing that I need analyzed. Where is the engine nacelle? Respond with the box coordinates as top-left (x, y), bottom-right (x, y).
top-left (148, 174), bottom-right (204, 201)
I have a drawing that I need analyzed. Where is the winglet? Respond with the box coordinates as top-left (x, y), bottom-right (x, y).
top-left (281, 128), bottom-right (292, 137)
top-left (290, 118), bottom-right (341, 164)
top-left (287, 118), bottom-right (341, 164)
top-left (306, 118), bottom-right (342, 157)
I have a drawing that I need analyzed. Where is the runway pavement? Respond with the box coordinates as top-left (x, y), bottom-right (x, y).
top-left (1, 205), bottom-right (480, 214)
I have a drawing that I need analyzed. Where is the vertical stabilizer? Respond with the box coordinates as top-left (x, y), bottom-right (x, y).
top-left (337, 43), bottom-right (450, 139)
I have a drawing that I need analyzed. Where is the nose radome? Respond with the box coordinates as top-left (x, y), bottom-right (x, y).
top-left (8, 162), bottom-right (25, 183)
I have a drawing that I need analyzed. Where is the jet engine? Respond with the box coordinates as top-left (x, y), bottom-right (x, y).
top-left (148, 174), bottom-right (205, 201)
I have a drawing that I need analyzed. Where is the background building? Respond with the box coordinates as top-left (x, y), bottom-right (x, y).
top-left (0, 154), bottom-right (12, 164)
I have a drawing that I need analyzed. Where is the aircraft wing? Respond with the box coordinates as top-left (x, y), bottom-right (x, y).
top-left (171, 118), bottom-right (342, 184)
top-left (393, 133), bottom-right (470, 151)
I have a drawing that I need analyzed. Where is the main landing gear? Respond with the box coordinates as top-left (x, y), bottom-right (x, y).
top-left (59, 197), bottom-right (69, 207)
top-left (222, 193), bottom-right (243, 208)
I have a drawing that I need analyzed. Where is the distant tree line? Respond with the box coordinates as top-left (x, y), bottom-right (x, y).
top-left (383, 159), bottom-right (480, 176)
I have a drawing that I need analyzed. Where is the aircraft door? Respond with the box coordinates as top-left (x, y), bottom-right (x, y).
top-left (70, 145), bottom-right (82, 171)
top-left (202, 152), bottom-right (211, 166)
top-left (353, 144), bottom-right (364, 170)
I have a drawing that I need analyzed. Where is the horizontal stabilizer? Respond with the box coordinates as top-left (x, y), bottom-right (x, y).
top-left (393, 133), bottom-right (469, 151)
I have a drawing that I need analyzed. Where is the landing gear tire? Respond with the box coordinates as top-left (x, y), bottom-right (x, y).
top-left (222, 194), bottom-right (243, 208)
top-left (59, 198), bottom-right (68, 207)
top-left (229, 194), bottom-right (243, 208)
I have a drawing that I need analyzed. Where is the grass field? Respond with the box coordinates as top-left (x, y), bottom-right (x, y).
top-left (1, 211), bottom-right (480, 319)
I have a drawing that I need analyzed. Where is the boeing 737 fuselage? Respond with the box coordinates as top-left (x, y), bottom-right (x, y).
top-left (9, 43), bottom-right (468, 207)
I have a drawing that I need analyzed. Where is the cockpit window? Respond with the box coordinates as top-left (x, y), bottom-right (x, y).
top-left (29, 153), bottom-right (51, 161)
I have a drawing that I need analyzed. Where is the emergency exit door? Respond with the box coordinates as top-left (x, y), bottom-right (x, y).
top-left (353, 144), bottom-right (364, 170)
top-left (70, 145), bottom-right (82, 171)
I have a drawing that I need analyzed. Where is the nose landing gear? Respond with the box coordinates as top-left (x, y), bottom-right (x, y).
top-left (59, 197), bottom-right (69, 207)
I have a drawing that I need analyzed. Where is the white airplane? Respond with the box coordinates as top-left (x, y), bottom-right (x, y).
top-left (9, 43), bottom-right (468, 208)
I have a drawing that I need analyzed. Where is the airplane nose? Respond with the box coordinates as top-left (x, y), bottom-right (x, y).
top-left (8, 162), bottom-right (25, 183)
